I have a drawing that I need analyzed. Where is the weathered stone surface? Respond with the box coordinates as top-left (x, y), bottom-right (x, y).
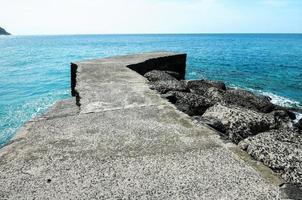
top-left (164, 70), bottom-right (181, 80)
top-left (204, 87), bottom-right (225, 102)
top-left (166, 91), bottom-right (213, 116)
top-left (274, 105), bottom-right (297, 120)
top-left (187, 82), bottom-right (274, 113)
top-left (149, 80), bottom-right (187, 94)
top-left (270, 110), bottom-right (294, 130)
top-left (224, 89), bottom-right (275, 113)
top-left (203, 104), bottom-right (276, 143)
top-left (280, 183), bottom-right (302, 199)
top-left (144, 70), bottom-right (177, 82)
top-left (187, 79), bottom-right (226, 95)
top-left (239, 129), bottom-right (302, 188)
top-left (192, 116), bottom-right (226, 134)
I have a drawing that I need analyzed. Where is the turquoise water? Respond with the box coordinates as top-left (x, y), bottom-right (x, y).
top-left (1, 34), bottom-right (302, 147)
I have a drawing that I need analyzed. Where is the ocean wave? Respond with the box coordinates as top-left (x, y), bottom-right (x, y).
top-left (259, 91), bottom-right (302, 109)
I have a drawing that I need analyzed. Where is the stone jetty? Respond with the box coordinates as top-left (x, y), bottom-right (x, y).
top-left (0, 52), bottom-right (286, 199)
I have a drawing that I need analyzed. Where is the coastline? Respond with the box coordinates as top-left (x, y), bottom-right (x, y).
top-left (1, 34), bottom-right (302, 149)
top-left (0, 52), bottom-right (285, 199)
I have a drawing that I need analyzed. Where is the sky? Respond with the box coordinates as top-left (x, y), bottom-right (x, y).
top-left (0, 0), bottom-right (301, 35)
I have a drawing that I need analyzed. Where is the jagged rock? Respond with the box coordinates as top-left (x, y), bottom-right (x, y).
top-left (270, 110), bottom-right (294, 130)
top-left (239, 129), bottom-right (302, 187)
top-left (192, 116), bottom-right (226, 134)
top-left (223, 89), bottom-right (275, 113)
top-left (144, 70), bottom-right (177, 82)
top-left (296, 119), bottom-right (302, 130)
top-left (187, 80), bottom-right (226, 95)
top-left (187, 81), bottom-right (274, 113)
top-left (166, 91), bottom-right (213, 116)
top-left (204, 87), bottom-right (225, 102)
top-left (149, 80), bottom-right (187, 94)
top-left (274, 105), bottom-right (297, 120)
top-left (203, 104), bottom-right (276, 143)
top-left (164, 71), bottom-right (181, 80)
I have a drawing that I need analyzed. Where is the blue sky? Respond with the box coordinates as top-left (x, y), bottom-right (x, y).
top-left (1, 0), bottom-right (301, 35)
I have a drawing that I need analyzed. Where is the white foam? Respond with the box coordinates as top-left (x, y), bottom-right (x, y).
top-left (294, 112), bottom-right (302, 123)
top-left (259, 91), bottom-right (302, 108)
top-left (228, 84), bottom-right (302, 119)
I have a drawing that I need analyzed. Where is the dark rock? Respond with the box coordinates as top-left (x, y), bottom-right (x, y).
top-left (144, 70), bottom-right (177, 82)
top-left (239, 129), bottom-right (302, 188)
top-left (187, 80), bottom-right (226, 95)
top-left (274, 105), bottom-right (297, 120)
top-left (0, 27), bottom-right (10, 35)
top-left (187, 81), bottom-right (274, 113)
top-left (149, 80), bottom-right (187, 94)
top-left (270, 110), bottom-right (294, 130)
top-left (203, 104), bottom-right (276, 143)
top-left (160, 93), bottom-right (177, 104)
top-left (127, 54), bottom-right (187, 79)
top-left (280, 183), bottom-right (302, 199)
top-left (204, 87), bottom-right (225, 102)
top-left (166, 91), bottom-right (213, 116)
top-left (164, 71), bottom-right (181, 80)
top-left (296, 119), bottom-right (302, 130)
top-left (192, 116), bottom-right (226, 134)
top-left (224, 89), bottom-right (275, 113)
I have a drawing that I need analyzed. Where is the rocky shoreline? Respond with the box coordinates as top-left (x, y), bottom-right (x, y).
top-left (143, 69), bottom-right (302, 189)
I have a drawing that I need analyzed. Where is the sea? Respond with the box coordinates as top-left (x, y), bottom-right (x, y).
top-left (0, 34), bottom-right (302, 147)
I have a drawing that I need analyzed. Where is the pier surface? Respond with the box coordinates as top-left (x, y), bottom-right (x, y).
top-left (0, 52), bottom-right (281, 199)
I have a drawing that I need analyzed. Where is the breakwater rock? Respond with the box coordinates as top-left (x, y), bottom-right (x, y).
top-left (144, 69), bottom-right (302, 190)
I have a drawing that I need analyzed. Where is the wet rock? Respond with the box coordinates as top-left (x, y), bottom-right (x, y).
top-left (239, 129), bottom-right (302, 188)
top-left (149, 80), bottom-right (187, 94)
top-left (144, 70), bottom-right (177, 82)
top-left (270, 110), bottom-right (294, 130)
top-left (166, 91), bottom-right (213, 116)
top-left (203, 104), bottom-right (276, 143)
top-left (192, 116), bottom-right (226, 134)
top-left (187, 80), bottom-right (226, 95)
top-left (274, 105), bottom-right (297, 120)
top-left (296, 119), bottom-right (302, 130)
top-left (224, 89), bottom-right (275, 113)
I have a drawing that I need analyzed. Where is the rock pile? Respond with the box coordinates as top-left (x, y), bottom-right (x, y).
top-left (144, 69), bottom-right (302, 188)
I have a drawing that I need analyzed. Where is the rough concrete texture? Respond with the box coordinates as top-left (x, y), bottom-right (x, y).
top-left (0, 52), bottom-right (281, 199)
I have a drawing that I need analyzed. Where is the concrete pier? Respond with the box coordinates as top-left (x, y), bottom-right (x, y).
top-left (0, 52), bottom-right (281, 199)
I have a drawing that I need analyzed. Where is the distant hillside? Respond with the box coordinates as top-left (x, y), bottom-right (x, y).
top-left (0, 27), bottom-right (10, 35)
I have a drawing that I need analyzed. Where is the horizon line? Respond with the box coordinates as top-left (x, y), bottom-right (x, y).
top-left (4, 32), bottom-right (302, 36)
